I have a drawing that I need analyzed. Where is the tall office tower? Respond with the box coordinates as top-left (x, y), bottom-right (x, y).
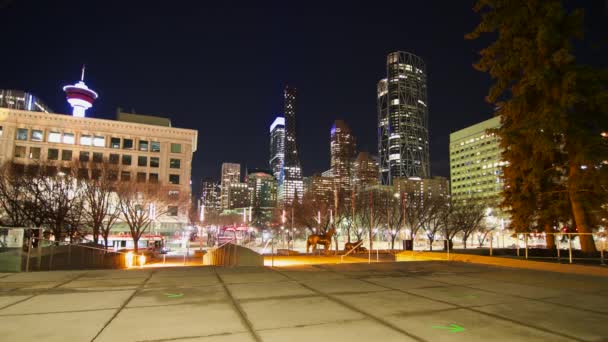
top-left (199, 178), bottom-right (221, 213)
top-left (246, 170), bottom-right (278, 221)
top-left (330, 120), bottom-right (357, 197)
top-left (280, 86), bottom-right (304, 205)
top-left (0, 89), bottom-right (52, 113)
top-left (449, 116), bottom-right (503, 204)
top-left (269, 116), bottom-right (285, 182)
top-left (220, 163), bottom-right (241, 210)
top-left (378, 51), bottom-right (430, 185)
top-left (352, 152), bottom-right (380, 191)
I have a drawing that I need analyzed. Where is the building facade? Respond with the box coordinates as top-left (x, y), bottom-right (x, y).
top-left (378, 51), bottom-right (430, 185)
top-left (199, 178), bottom-right (221, 213)
top-left (269, 116), bottom-right (285, 184)
top-left (227, 182), bottom-right (250, 210)
top-left (220, 163), bottom-right (241, 210)
top-left (280, 86), bottom-right (303, 205)
top-left (330, 120), bottom-right (356, 197)
top-left (307, 174), bottom-right (335, 206)
top-left (246, 170), bottom-right (277, 224)
top-left (394, 176), bottom-right (450, 201)
top-left (0, 107), bottom-right (198, 232)
top-left (0, 89), bottom-right (52, 113)
top-left (449, 116), bottom-right (503, 204)
top-left (352, 152), bottom-right (380, 191)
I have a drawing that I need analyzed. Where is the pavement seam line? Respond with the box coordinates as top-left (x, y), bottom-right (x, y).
top-left (90, 270), bottom-right (156, 342)
top-left (0, 272), bottom-right (86, 311)
top-left (213, 266), bottom-right (263, 342)
top-left (355, 274), bottom-right (588, 342)
top-left (269, 267), bottom-right (428, 342)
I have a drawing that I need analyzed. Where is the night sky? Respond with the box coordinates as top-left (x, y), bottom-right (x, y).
top-left (1, 1), bottom-right (606, 192)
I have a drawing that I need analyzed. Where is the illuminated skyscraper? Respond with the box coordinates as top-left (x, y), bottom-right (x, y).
top-left (330, 120), bottom-right (356, 196)
top-left (220, 163), bottom-right (241, 210)
top-left (269, 116), bottom-right (285, 182)
top-left (352, 152), bottom-right (380, 191)
top-left (378, 51), bottom-right (430, 185)
top-left (0, 89), bottom-right (52, 113)
top-left (280, 86), bottom-right (303, 205)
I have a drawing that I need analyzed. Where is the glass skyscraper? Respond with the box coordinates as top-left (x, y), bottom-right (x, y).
top-left (269, 116), bottom-right (285, 183)
top-left (378, 51), bottom-right (430, 185)
top-left (280, 85), bottom-right (303, 205)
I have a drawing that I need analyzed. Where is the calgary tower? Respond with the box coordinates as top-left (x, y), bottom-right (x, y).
top-left (63, 66), bottom-right (98, 117)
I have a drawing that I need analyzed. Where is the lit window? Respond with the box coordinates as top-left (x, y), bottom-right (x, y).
top-left (139, 140), bottom-right (149, 151)
top-left (110, 137), bottom-right (120, 149)
top-left (151, 141), bottom-right (160, 152)
top-left (63, 133), bottom-right (75, 144)
top-left (80, 135), bottom-right (92, 145)
top-left (16, 128), bottom-right (28, 141)
top-left (31, 130), bottom-right (43, 142)
top-left (170, 143), bottom-right (181, 153)
top-left (48, 132), bottom-right (61, 143)
top-left (93, 136), bottom-right (105, 147)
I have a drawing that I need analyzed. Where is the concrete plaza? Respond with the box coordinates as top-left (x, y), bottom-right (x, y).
top-left (0, 261), bottom-right (607, 341)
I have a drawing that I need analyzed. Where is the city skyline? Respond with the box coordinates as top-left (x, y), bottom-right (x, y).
top-left (1, 1), bottom-right (605, 192)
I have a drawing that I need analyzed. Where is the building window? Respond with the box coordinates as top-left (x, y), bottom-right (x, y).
top-left (151, 141), bottom-right (160, 152)
top-left (110, 137), bottom-right (121, 149)
top-left (16, 128), bottom-right (28, 141)
top-left (169, 158), bottom-right (181, 169)
top-left (78, 168), bottom-right (89, 179)
top-left (93, 152), bottom-right (103, 163)
top-left (149, 173), bottom-right (159, 183)
top-left (168, 206), bottom-right (178, 216)
top-left (28, 147), bottom-right (41, 159)
top-left (108, 170), bottom-right (118, 181)
top-left (139, 140), bottom-right (149, 151)
top-left (138, 156), bottom-right (147, 167)
top-left (48, 132), bottom-right (61, 143)
top-left (109, 154), bottom-right (119, 164)
top-left (169, 174), bottom-right (180, 185)
top-left (170, 143), bottom-right (182, 153)
top-left (150, 157), bottom-right (159, 168)
top-left (79, 151), bottom-right (90, 162)
top-left (31, 130), bottom-right (43, 142)
top-left (93, 136), bottom-right (105, 147)
top-left (168, 190), bottom-right (179, 199)
top-left (137, 172), bottom-right (146, 183)
top-left (121, 171), bottom-right (131, 182)
top-left (80, 135), bottom-right (92, 145)
top-left (61, 150), bottom-right (73, 161)
top-left (91, 169), bottom-right (102, 180)
top-left (63, 133), bottom-right (75, 144)
top-left (14, 146), bottom-right (26, 158)
top-left (123, 138), bottom-right (133, 149)
top-left (48, 148), bottom-right (59, 160)
top-left (122, 155), bottom-right (132, 166)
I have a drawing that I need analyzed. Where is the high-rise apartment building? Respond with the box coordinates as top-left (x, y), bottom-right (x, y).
top-left (227, 182), bottom-right (250, 210)
top-left (394, 176), bottom-right (450, 201)
top-left (199, 178), bottom-right (221, 213)
top-left (220, 163), bottom-right (241, 210)
top-left (330, 120), bottom-right (356, 197)
top-left (352, 152), bottom-right (380, 191)
top-left (378, 51), bottom-right (430, 185)
top-left (307, 174), bottom-right (335, 206)
top-left (246, 170), bottom-right (277, 209)
top-left (280, 86), bottom-right (303, 205)
top-left (269, 116), bottom-right (285, 183)
top-left (449, 116), bottom-right (503, 204)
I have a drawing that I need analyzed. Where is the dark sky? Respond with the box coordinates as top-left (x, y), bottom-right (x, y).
top-left (1, 1), bottom-right (606, 190)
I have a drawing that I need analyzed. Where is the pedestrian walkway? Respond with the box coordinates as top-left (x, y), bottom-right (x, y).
top-left (0, 261), bottom-right (606, 341)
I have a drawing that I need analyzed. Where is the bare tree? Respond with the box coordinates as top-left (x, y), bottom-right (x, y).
top-left (0, 163), bottom-right (30, 226)
top-left (116, 181), bottom-right (186, 253)
top-left (452, 198), bottom-right (488, 248)
top-left (81, 162), bottom-right (122, 247)
top-left (423, 196), bottom-right (451, 251)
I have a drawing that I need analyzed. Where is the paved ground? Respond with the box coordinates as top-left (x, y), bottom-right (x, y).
top-left (0, 261), bottom-right (607, 342)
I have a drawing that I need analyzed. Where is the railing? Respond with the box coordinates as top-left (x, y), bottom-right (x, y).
top-left (340, 239), bottom-right (367, 264)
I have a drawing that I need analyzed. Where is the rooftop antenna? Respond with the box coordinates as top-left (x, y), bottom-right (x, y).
top-left (81, 64), bottom-right (86, 81)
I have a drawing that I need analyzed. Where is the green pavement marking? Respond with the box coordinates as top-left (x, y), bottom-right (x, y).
top-left (165, 293), bottom-right (184, 298)
top-left (432, 324), bottom-right (465, 333)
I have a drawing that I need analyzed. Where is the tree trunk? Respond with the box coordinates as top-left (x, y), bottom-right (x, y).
top-left (569, 164), bottom-right (597, 253)
top-left (544, 223), bottom-right (555, 250)
top-left (429, 239), bottom-right (433, 251)
top-left (133, 237), bottom-right (139, 253)
top-left (463, 235), bottom-right (468, 249)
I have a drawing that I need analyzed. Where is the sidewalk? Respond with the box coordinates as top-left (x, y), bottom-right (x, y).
top-left (1, 261), bottom-right (607, 341)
